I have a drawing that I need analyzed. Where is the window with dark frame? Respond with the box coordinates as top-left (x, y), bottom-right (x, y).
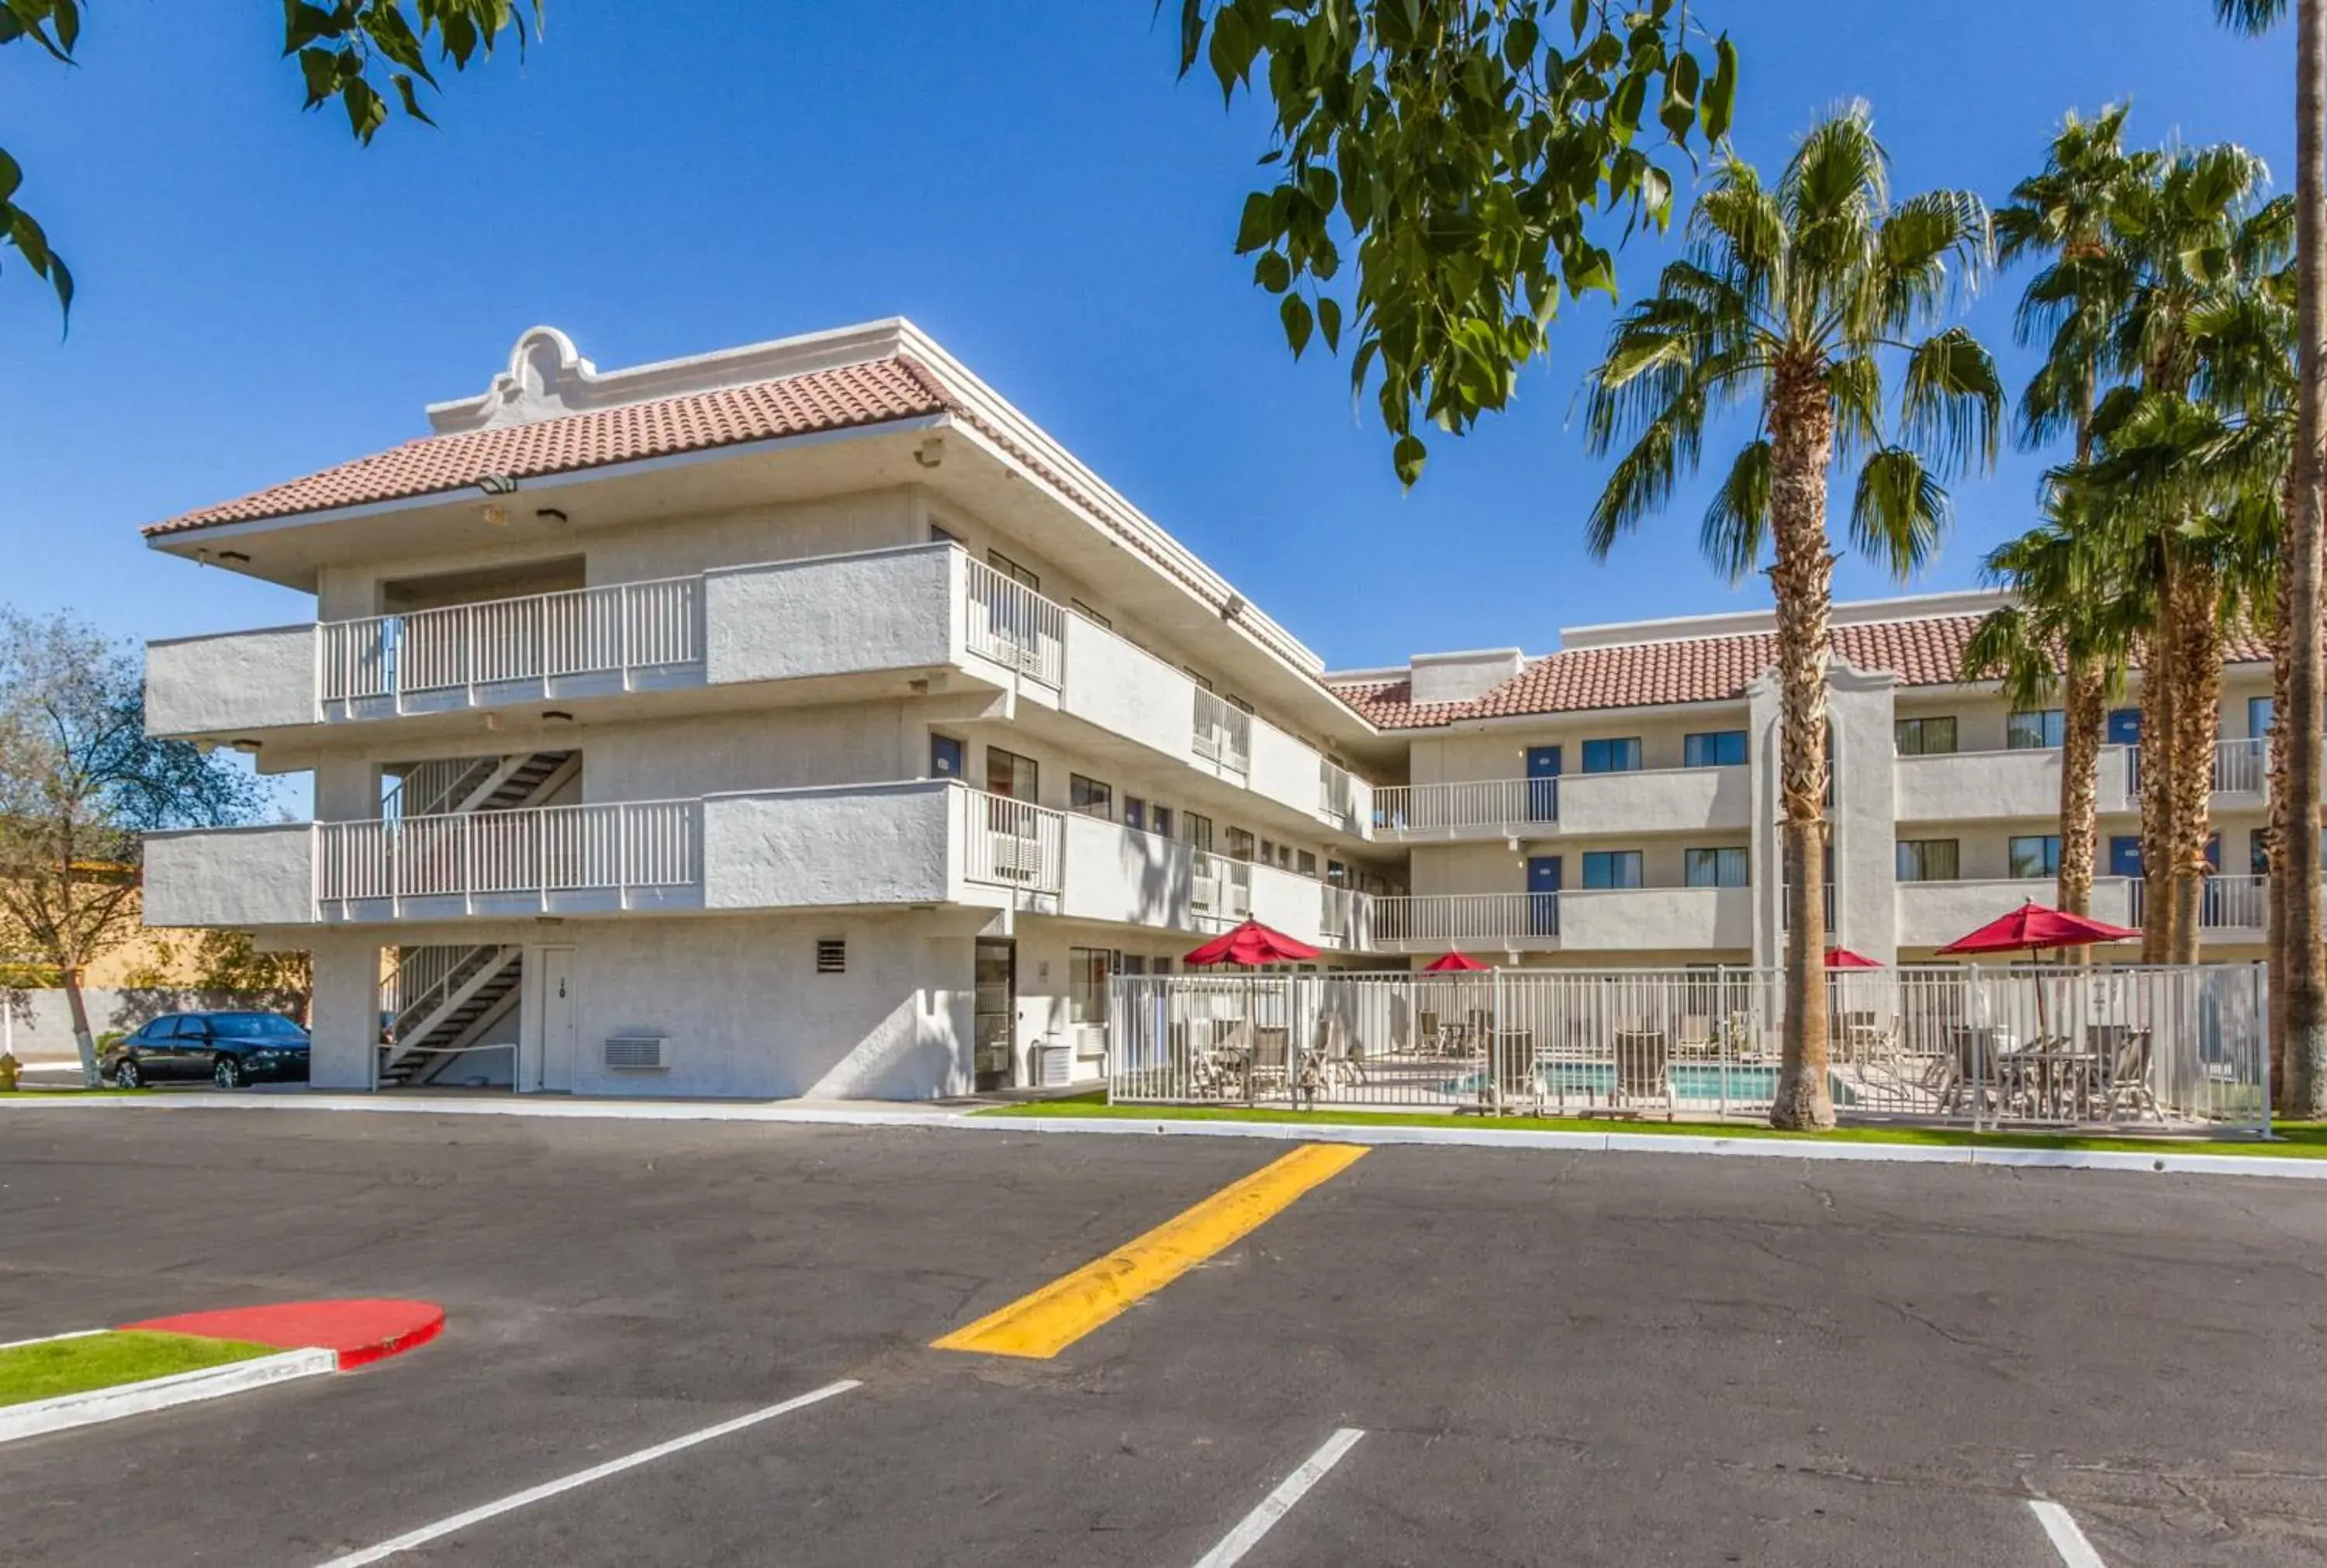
top-left (1893, 716), bottom-right (1959, 756)
top-left (1895, 839), bottom-right (1961, 882)
top-left (1581, 851), bottom-right (1643, 889)
top-left (986, 747), bottom-right (1039, 803)
top-left (1581, 737), bottom-right (1643, 773)
top-left (2009, 834), bottom-right (2062, 879)
top-left (987, 550), bottom-right (1039, 592)
top-left (1069, 774), bottom-right (1113, 818)
top-left (1684, 847), bottom-right (1750, 887)
top-left (2007, 710), bottom-right (2066, 749)
top-left (1682, 731), bottom-right (1748, 768)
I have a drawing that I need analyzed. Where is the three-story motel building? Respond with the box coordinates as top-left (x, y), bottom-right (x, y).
top-left (140, 320), bottom-right (2279, 1098)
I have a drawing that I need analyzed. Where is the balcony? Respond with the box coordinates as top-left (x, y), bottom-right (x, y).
top-left (1371, 767), bottom-right (1746, 841)
top-left (1368, 886), bottom-right (1748, 954)
top-left (1895, 876), bottom-right (2140, 949)
top-left (315, 800), bottom-right (706, 920)
top-left (1894, 746), bottom-right (2143, 822)
top-left (2128, 873), bottom-right (2269, 934)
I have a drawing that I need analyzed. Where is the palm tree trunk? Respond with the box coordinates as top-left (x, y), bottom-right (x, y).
top-left (2058, 655), bottom-right (2104, 920)
top-left (2270, 557), bottom-right (2293, 1092)
top-left (2139, 579), bottom-right (2180, 963)
top-left (1766, 360), bottom-right (1837, 1132)
top-left (2284, 0), bottom-right (2327, 1118)
top-left (2168, 562), bottom-right (2222, 966)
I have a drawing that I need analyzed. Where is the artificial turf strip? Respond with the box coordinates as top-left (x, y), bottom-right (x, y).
top-left (977, 1097), bottom-right (2327, 1159)
top-left (0, 1331), bottom-right (278, 1408)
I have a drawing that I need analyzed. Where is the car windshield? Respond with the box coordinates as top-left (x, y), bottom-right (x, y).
top-left (205, 1014), bottom-right (308, 1041)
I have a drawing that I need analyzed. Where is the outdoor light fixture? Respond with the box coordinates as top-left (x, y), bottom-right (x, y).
top-left (1221, 594), bottom-right (1248, 622)
top-left (229, 739), bottom-right (263, 755)
top-left (534, 507), bottom-right (569, 527)
top-left (541, 710), bottom-right (575, 724)
top-left (217, 550), bottom-right (251, 566)
top-left (914, 437), bottom-right (944, 470)
top-left (475, 473), bottom-right (520, 496)
top-left (481, 504), bottom-right (510, 527)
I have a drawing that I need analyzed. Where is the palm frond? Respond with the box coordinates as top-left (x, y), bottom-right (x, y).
top-left (1900, 326), bottom-right (2005, 477)
top-left (1699, 440), bottom-right (1773, 583)
top-left (1848, 445), bottom-right (1949, 580)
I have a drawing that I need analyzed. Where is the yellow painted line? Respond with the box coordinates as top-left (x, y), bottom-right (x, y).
top-left (931, 1143), bottom-right (1368, 1359)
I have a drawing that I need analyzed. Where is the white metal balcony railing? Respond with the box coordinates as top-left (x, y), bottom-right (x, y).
top-left (1191, 849), bottom-right (1253, 920)
top-left (320, 577), bottom-right (705, 706)
top-left (1372, 892), bottom-right (1561, 948)
top-left (962, 558), bottom-right (1067, 687)
top-left (1318, 759), bottom-right (1360, 827)
top-left (1782, 882), bottom-right (1838, 932)
top-left (2127, 873), bottom-right (2270, 932)
top-left (1371, 778), bottom-right (1559, 836)
top-left (316, 800), bottom-right (701, 912)
top-left (959, 790), bottom-right (1067, 894)
top-left (1192, 689), bottom-right (1253, 774)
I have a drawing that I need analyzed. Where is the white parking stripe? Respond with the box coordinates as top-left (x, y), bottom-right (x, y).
top-left (2029, 1500), bottom-right (2107, 1567)
top-left (1192, 1426), bottom-right (1366, 1568)
top-left (313, 1379), bottom-right (860, 1566)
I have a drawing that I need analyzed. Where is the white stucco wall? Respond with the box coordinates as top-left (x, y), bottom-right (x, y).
top-left (307, 931), bottom-right (381, 1090)
top-left (1561, 886), bottom-right (1751, 951)
top-left (1059, 813), bottom-right (1194, 928)
top-left (1894, 748), bottom-right (2062, 823)
top-left (1246, 717), bottom-right (1323, 824)
top-left (1246, 862), bottom-right (1327, 945)
top-left (143, 825), bottom-right (315, 928)
top-left (704, 780), bottom-right (953, 910)
top-left (590, 489), bottom-right (921, 583)
top-left (145, 626), bottom-right (317, 738)
top-left (702, 544), bottom-right (956, 686)
top-left (1557, 766), bottom-right (1748, 836)
top-left (1059, 616), bottom-right (1198, 765)
top-left (583, 704), bottom-right (911, 802)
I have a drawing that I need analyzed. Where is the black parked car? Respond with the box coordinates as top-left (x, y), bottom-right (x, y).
top-left (101, 1013), bottom-right (311, 1089)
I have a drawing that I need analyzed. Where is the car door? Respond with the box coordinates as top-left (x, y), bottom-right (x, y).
top-left (165, 1017), bottom-right (209, 1079)
top-left (119, 1020), bottom-right (165, 1075)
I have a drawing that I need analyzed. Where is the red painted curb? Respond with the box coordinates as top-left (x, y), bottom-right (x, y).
top-left (119, 1299), bottom-right (444, 1370)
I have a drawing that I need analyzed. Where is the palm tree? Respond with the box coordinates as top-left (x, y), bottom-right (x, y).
top-left (2218, 0), bottom-right (2327, 1117)
top-left (1963, 496), bottom-right (2140, 920)
top-left (1991, 105), bottom-right (2151, 920)
top-left (1582, 103), bottom-right (2004, 1131)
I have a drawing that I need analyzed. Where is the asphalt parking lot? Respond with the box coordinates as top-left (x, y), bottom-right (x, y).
top-left (4, 1106), bottom-right (2326, 1566)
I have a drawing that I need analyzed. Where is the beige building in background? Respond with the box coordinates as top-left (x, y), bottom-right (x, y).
top-left (136, 319), bottom-right (2278, 1099)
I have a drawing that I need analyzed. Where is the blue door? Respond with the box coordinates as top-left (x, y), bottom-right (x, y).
top-left (2106, 709), bottom-right (2142, 745)
top-left (1527, 855), bottom-right (1561, 937)
top-left (930, 734), bottom-right (964, 779)
top-left (2108, 836), bottom-right (2142, 879)
top-left (1525, 745), bottom-right (1561, 823)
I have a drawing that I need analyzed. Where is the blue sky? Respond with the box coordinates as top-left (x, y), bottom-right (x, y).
top-left (0, 2), bottom-right (2291, 672)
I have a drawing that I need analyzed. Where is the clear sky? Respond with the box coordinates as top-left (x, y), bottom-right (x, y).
top-left (0, 2), bottom-right (2291, 673)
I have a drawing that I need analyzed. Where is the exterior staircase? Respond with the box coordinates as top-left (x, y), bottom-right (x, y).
top-left (373, 749), bottom-right (576, 1087)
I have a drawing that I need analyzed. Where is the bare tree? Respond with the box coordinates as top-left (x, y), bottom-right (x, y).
top-left (0, 610), bottom-right (264, 1084)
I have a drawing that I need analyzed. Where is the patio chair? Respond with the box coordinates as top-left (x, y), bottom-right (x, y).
top-left (1675, 1015), bottom-right (1717, 1060)
top-left (1613, 1029), bottom-right (1672, 1116)
top-left (2099, 1027), bottom-right (2159, 1121)
top-left (1417, 1009), bottom-right (1440, 1056)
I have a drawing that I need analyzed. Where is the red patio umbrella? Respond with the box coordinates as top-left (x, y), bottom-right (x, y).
top-left (1184, 918), bottom-right (1321, 967)
top-left (1421, 951), bottom-right (1490, 973)
top-left (1938, 900), bottom-right (2140, 1042)
top-left (1824, 946), bottom-right (1883, 969)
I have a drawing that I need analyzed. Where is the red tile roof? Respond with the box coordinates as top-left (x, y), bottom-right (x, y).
top-left (143, 357), bottom-right (953, 536)
top-left (1333, 616), bottom-right (2273, 730)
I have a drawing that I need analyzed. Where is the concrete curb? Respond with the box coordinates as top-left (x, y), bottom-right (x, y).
top-left (6, 1089), bottom-right (2324, 1179)
top-left (0, 1347), bottom-right (335, 1445)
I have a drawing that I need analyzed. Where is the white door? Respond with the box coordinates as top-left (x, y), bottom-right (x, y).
top-left (538, 947), bottom-right (577, 1092)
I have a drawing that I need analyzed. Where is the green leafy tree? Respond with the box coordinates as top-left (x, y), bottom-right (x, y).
top-left (1581, 102), bottom-right (2004, 1130)
top-left (124, 929), bottom-right (313, 1025)
top-left (2, 2), bottom-right (536, 320)
top-left (0, 610), bottom-right (266, 1084)
top-left (2217, 0), bottom-right (2327, 1117)
top-left (1181, 0), bottom-right (1736, 483)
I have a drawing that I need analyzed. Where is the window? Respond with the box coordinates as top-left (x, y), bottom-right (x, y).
top-left (1326, 859), bottom-right (1348, 885)
top-left (1122, 796), bottom-right (1146, 832)
top-left (1184, 668), bottom-right (1213, 692)
top-left (1227, 693), bottom-right (1255, 714)
top-left (985, 747), bottom-right (1038, 803)
top-left (1068, 948), bottom-right (1112, 1026)
top-left (2007, 710), bottom-right (2066, 749)
top-left (928, 523), bottom-right (959, 545)
top-left (1151, 804), bottom-right (1174, 840)
top-left (2251, 695), bottom-right (2276, 738)
top-left (987, 549), bottom-right (1039, 592)
top-left (1151, 956), bottom-right (1173, 976)
top-left (1684, 848), bottom-right (1750, 887)
top-left (2010, 835), bottom-right (2062, 879)
top-left (1069, 774), bottom-right (1113, 818)
top-left (1894, 716), bottom-right (1959, 756)
top-left (815, 938), bottom-right (846, 975)
top-left (1581, 851), bottom-right (1643, 889)
top-left (1118, 954), bottom-right (1146, 976)
top-left (1581, 737), bottom-right (1643, 774)
top-left (2253, 829), bottom-right (2271, 876)
top-left (1258, 838), bottom-right (1278, 866)
top-left (929, 733), bottom-right (964, 779)
top-left (1184, 812), bottom-right (1212, 851)
top-left (1224, 826), bottom-right (1257, 861)
top-left (1071, 599), bottom-right (1112, 630)
top-left (1683, 731), bottom-right (1748, 768)
top-left (207, 1014), bottom-right (306, 1039)
top-left (1297, 850), bottom-right (1317, 877)
top-left (1896, 840), bottom-right (1960, 882)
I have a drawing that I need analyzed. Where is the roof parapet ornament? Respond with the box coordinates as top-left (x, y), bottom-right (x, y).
top-left (428, 326), bottom-right (601, 434)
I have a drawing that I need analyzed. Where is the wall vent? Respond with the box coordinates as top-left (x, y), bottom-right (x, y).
top-left (815, 938), bottom-right (846, 975)
top-left (603, 1035), bottom-right (667, 1071)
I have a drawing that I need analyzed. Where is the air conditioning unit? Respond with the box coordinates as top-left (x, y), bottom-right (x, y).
top-left (603, 1035), bottom-right (668, 1071)
top-left (1037, 1042), bottom-right (1076, 1087)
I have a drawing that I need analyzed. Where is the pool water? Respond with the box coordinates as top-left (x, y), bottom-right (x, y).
top-left (1444, 1064), bottom-right (1858, 1105)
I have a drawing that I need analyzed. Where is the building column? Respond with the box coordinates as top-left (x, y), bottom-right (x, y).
top-left (308, 932), bottom-right (381, 1090)
top-left (1827, 662), bottom-right (1901, 965)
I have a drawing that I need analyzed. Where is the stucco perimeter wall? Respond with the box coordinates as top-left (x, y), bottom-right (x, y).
top-left (703, 781), bottom-right (953, 910)
top-left (703, 544), bottom-right (956, 686)
top-left (1060, 617), bottom-right (1196, 765)
top-left (143, 826), bottom-right (315, 928)
top-left (549, 911), bottom-right (975, 1100)
top-left (145, 625), bottom-right (317, 737)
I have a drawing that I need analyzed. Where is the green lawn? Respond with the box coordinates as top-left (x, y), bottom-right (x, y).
top-left (0, 1330), bottom-right (278, 1408)
top-left (980, 1095), bottom-right (2327, 1159)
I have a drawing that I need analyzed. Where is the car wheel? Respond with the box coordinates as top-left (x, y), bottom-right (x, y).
top-left (213, 1055), bottom-right (246, 1090)
top-left (113, 1059), bottom-right (141, 1090)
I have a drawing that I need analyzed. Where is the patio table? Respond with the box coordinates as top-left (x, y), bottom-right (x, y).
top-left (1999, 1044), bottom-right (2101, 1122)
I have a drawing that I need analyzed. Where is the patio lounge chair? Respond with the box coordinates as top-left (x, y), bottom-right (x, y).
top-left (1675, 1015), bottom-right (1717, 1060)
top-left (1613, 1029), bottom-right (1672, 1115)
top-left (2095, 1026), bottom-right (2159, 1121)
